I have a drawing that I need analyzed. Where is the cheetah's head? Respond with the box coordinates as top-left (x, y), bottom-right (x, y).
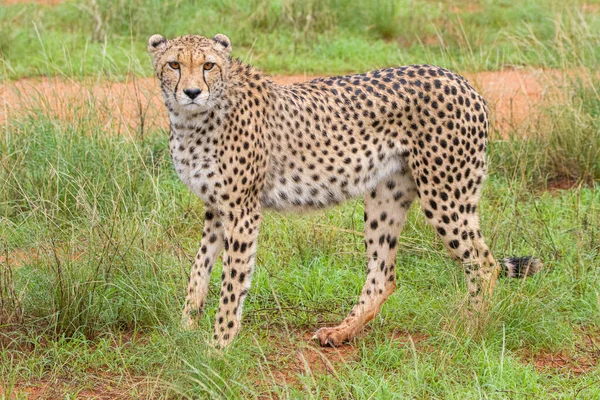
top-left (148, 33), bottom-right (232, 113)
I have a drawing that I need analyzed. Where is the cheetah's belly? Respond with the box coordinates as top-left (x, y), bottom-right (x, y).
top-left (260, 152), bottom-right (407, 211)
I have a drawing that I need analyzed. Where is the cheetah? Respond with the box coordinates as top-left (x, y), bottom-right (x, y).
top-left (148, 33), bottom-right (541, 347)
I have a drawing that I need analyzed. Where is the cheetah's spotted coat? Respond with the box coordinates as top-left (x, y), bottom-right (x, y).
top-left (148, 33), bottom-right (541, 347)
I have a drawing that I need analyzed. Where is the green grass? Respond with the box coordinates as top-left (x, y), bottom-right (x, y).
top-left (1, 71), bottom-right (599, 398)
top-left (489, 72), bottom-right (600, 188)
top-left (1, 0), bottom-right (600, 79)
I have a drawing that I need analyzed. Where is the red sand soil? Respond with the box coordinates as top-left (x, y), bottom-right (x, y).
top-left (0, 68), bottom-right (567, 137)
top-left (255, 328), bottom-right (429, 392)
top-left (520, 326), bottom-right (600, 376)
top-left (0, 375), bottom-right (154, 399)
top-left (0, 331), bottom-right (154, 399)
top-left (1, 0), bottom-right (63, 4)
top-left (0, 244), bottom-right (85, 268)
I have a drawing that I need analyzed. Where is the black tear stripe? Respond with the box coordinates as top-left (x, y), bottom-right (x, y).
top-left (173, 67), bottom-right (181, 101)
top-left (203, 71), bottom-right (211, 101)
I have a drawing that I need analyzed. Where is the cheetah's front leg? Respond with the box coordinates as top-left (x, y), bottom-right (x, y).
top-left (213, 200), bottom-right (262, 347)
top-left (182, 208), bottom-right (224, 328)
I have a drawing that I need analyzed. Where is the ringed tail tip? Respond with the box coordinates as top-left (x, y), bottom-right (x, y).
top-left (501, 256), bottom-right (542, 278)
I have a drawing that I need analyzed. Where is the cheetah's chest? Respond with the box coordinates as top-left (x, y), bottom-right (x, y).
top-left (169, 130), bottom-right (220, 203)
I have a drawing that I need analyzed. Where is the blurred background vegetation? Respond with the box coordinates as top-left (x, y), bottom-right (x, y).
top-left (1, 0), bottom-right (599, 79)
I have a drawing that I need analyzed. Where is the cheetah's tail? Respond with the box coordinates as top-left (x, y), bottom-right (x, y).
top-left (500, 257), bottom-right (543, 278)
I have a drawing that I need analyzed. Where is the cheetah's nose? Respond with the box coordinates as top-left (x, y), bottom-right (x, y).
top-left (183, 88), bottom-right (202, 100)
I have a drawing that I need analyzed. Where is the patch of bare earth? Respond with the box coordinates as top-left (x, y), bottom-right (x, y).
top-left (468, 69), bottom-right (565, 136)
top-left (0, 331), bottom-right (161, 399)
top-left (0, 375), bottom-right (159, 399)
top-left (547, 176), bottom-right (580, 192)
top-left (450, 4), bottom-right (483, 13)
top-left (1, 0), bottom-right (63, 5)
top-left (0, 243), bottom-right (86, 268)
top-left (583, 3), bottom-right (600, 13)
top-left (253, 328), bottom-right (429, 394)
top-left (1, 247), bottom-right (43, 268)
top-left (520, 326), bottom-right (600, 376)
top-left (0, 69), bottom-right (567, 138)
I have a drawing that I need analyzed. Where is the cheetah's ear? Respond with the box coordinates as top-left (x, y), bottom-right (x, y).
top-left (212, 33), bottom-right (232, 54)
top-left (148, 34), bottom-right (167, 55)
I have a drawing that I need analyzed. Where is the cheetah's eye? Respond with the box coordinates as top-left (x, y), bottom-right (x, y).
top-left (168, 62), bottom-right (180, 70)
top-left (203, 62), bottom-right (215, 71)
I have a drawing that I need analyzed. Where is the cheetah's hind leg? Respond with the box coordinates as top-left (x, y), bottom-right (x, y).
top-left (416, 175), bottom-right (541, 316)
top-left (313, 171), bottom-right (417, 347)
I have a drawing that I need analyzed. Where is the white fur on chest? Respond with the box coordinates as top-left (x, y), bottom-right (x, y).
top-left (169, 114), bottom-right (222, 202)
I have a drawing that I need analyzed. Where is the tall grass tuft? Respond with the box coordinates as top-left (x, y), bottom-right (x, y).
top-left (0, 260), bottom-right (23, 325)
top-left (490, 71), bottom-right (600, 188)
top-left (0, 110), bottom-right (188, 337)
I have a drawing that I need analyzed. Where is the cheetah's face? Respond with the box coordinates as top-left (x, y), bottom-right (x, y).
top-left (148, 33), bottom-right (232, 113)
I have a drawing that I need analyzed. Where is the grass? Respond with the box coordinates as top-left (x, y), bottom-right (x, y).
top-left (489, 71), bottom-right (600, 188)
top-left (1, 0), bottom-right (600, 79)
top-left (1, 67), bottom-right (599, 398)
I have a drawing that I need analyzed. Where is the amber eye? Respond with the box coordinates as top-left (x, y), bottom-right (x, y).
top-left (168, 62), bottom-right (180, 70)
top-left (203, 62), bottom-right (214, 71)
